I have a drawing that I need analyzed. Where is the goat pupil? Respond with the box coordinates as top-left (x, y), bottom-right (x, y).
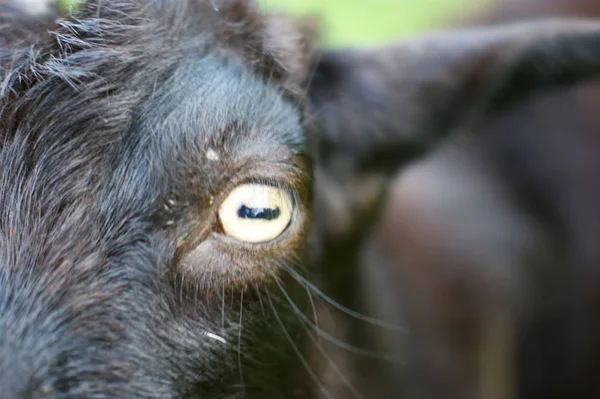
top-left (237, 205), bottom-right (280, 221)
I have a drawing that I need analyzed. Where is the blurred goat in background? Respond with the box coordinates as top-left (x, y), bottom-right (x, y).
top-left (353, 0), bottom-right (600, 398)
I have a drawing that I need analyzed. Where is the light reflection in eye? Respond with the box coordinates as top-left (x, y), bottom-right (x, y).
top-left (237, 205), bottom-right (281, 221)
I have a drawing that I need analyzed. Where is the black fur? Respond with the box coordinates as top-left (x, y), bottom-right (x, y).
top-left (1, 2), bottom-right (313, 398)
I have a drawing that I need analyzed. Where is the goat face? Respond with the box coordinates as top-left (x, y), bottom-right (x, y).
top-left (3, 1), bottom-right (600, 397)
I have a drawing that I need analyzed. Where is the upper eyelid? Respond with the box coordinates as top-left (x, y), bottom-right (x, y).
top-left (221, 182), bottom-right (299, 210)
top-left (208, 156), bottom-right (307, 202)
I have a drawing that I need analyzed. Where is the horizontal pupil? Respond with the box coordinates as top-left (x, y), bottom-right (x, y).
top-left (238, 205), bottom-right (281, 221)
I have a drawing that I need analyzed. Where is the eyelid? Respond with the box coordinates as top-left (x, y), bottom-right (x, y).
top-left (213, 174), bottom-right (298, 213)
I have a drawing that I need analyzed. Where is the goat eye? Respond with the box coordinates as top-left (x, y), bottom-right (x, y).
top-left (218, 184), bottom-right (294, 243)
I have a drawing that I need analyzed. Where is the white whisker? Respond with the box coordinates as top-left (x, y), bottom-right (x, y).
top-left (265, 290), bottom-right (336, 399)
top-left (238, 289), bottom-right (245, 396)
top-left (221, 282), bottom-right (226, 336)
top-left (204, 331), bottom-right (227, 344)
top-left (274, 279), bottom-right (369, 399)
top-left (272, 274), bottom-right (403, 364)
top-left (306, 285), bottom-right (322, 349)
top-left (278, 261), bottom-right (407, 332)
top-left (253, 282), bottom-right (266, 317)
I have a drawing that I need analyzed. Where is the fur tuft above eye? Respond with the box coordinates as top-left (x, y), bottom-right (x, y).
top-left (218, 183), bottom-right (294, 243)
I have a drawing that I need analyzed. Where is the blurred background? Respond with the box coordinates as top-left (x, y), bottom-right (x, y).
top-left (61, 0), bottom-right (487, 47)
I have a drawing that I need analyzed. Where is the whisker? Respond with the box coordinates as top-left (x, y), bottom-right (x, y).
top-left (221, 281), bottom-right (226, 336)
top-left (300, 104), bottom-right (328, 129)
top-left (253, 282), bottom-right (266, 317)
top-left (274, 278), bottom-right (371, 399)
top-left (265, 289), bottom-right (336, 399)
top-left (238, 289), bottom-right (245, 397)
top-left (296, 50), bottom-right (324, 120)
top-left (208, 261), bottom-right (215, 299)
top-left (277, 261), bottom-right (407, 332)
top-left (306, 285), bottom-right (322, 349)
top-left (302, 48), bottom-right (323, 101)
top-left (204, 331), bottom-right (227, 345)
top-left (179, 272), bottom-right (184, 304)
top-left (272, 273), bottom-right (403, 364)
top-left (305, 323), bottom-right (367, 399)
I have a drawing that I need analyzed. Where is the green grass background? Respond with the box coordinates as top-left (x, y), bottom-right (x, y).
top-left (60, 0), bottom-right (485, 47)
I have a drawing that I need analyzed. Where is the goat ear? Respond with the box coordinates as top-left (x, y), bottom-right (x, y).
top-left (307, 20), bottom-right (600, 239)
top-left (309, 20), bottom-right (600, 169)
